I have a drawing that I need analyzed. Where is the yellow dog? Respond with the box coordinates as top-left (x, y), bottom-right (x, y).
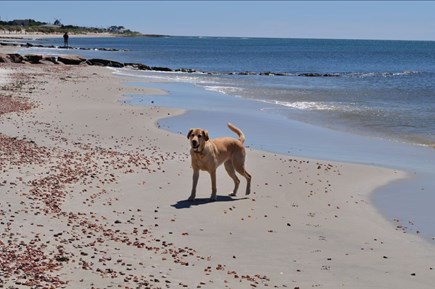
top-left (187, 123), bottom-right (251, 201)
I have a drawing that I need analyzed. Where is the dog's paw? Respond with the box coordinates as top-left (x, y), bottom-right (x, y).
top-left (188, 195), bottom-right (195, 202)
top-left (229, 192), bottom-right (237, 197)
top-left (209, 196), bottom-right (218, 202)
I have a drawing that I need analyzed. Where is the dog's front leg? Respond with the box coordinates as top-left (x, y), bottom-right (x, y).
top-left (210, 169), bottom-right (217, 201)
top-left (188, 169), bottom-right (200, 201)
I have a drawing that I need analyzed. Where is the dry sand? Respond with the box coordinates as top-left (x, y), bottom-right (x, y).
top-left (1, 61), bottom-right (434, 289)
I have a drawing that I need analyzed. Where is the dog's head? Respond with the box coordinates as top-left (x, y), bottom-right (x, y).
top-left (187, 128), bottom-right (209, 153)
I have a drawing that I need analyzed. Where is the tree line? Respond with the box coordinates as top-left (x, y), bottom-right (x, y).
top-left (0, 18), bottom-right (141, 36)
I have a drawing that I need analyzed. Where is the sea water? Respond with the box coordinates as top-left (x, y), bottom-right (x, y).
top-left (23, 36), bottom-right (435, 240)
top-left (26, 36), bottom-right (435, 147)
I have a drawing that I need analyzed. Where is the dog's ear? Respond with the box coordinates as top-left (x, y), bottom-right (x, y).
top-left (203, 130), bottom-right (209, 141)
top-left (187, 129), bottom-right (193, 139)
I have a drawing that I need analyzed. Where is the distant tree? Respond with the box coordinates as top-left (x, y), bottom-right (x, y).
top-left (108, 25), bottom-right (126, 33)
top-left (54, 19), bottom-right (62, 26)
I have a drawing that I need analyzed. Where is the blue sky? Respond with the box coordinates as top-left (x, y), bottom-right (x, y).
top-left (1, 1), bottom-right (435, 40)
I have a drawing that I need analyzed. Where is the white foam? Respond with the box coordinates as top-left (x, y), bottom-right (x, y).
top-left (347, 70), bottom-right (420, 79)
top-left (202, 85), bottom-right (242, 95)
top-left (274, 100), bottom-right (337, 111)
top-left (111, 67), bottom-right (221, 86)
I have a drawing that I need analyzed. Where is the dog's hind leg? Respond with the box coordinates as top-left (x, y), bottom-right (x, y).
top-left (234, 163), bottom-right (251, 196)
top-left (225, 160), bottom-right (240, 196)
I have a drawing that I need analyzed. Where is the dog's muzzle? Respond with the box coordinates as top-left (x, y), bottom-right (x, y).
top-left (191, 141), bottom-right (200, 152)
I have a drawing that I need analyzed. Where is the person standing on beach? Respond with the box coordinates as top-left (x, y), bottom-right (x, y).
top-left (63, 32), bottom-right (69, 48)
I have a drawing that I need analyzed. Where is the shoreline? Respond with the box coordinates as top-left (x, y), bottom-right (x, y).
top-left (119, 73), bottom-right (435, 240)
top-left (9, 37), bottom-right (435, 149)
top-left (1, 58), bottom-right (435, 288)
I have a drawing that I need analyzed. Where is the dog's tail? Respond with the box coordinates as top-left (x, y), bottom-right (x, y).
top-left (227, 123), bottom-right (245, 144)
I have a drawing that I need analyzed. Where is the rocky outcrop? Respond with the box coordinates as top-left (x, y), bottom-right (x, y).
top-left (8, 53), bottom-right (24, 63)
top-left (0, 53), bottom-right (11, 63)
top-left (0, 52), bottom-right (343, 78)
top-left (175, 68), bottom-right (197, 73)
top-left (86, 58), bottom-right (124, 68)
top-left (23, 54), bottom-right (43, 64)
top-left (57, 55), bottom-right (86, 65)
top-left (298, 73), bottom-right (339, 77)
top-left (150, 66), bottom-right (172, 72)
top-left (0, 53), bottom-right (23, 63)
top-left (124, 63), bottom-right (151, 70)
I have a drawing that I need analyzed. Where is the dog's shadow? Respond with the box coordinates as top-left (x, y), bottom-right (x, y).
top-left (172, 195), bottom-right (248, 209)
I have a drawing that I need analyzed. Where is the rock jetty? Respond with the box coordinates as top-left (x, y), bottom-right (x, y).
top-left (0, 51), bottom-right (340, 78)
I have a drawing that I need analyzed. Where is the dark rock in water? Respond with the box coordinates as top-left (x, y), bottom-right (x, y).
top-left (98, 47), bottom-right (120, 52)
top-left (175, 68), bottom-right (197, 73)
top-left (57, 55), bottom-right (86, 65)
top-left (299, 73), bottom-right (322, 77)
top-left (24, 54), bottom-right (43, 64)
top-left (86, 58), bottom-right (124, 68)
top-left (237, 71), bottom-right (256, 76)
top-left (125, 63), bottom-right (151, 70)
top-left (25, 43), bottom-right (44, 48)
top-left (151, 66), bottom-right (172, 72)
top-left (259, 72), bottom-right (273, 76)
top-left (298, 73), bottom-right (339, 77)
top-left (260, 72), bottom-right (284, 76)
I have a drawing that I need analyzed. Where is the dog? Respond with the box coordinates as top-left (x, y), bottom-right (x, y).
top-left (187, 123), bottom-right (251, 201)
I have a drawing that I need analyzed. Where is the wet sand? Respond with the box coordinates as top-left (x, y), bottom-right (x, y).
top-left (1, 61), bottom-right (434, 288)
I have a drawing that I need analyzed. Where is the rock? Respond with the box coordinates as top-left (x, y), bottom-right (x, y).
top-left (42, 55), bottom-right (58, 64)
top-left (299, 73), bottom-right (315, 77)
top-left (125, 63), bottom-right (151, 70)
top-left (0, 54), bottom-right (8, 63)
top-left (0, 53), bottom-right (11, 63)
top-left (24, 54), bottom-right (43, 64)
top-left (175, 68), bottom-right (197, 73)
top-left (259, 72), bottom-right (273, 76)
top-left (86, 58), bottom-right (124, 68)
top-left (8, 53), bottom-right (24, 63)
top-left (298, 73), bottom-right (339, 77)
top-left (151, 66), bottom-right (172, 72)
top-left (237, 71), bottom-right (256, 76)
top-left (57, 55), bottom-right (86, 65)
top-left (97, 47), bottom-right (120, 52)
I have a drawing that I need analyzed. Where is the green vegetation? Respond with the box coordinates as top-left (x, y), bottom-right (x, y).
top-left (0, 18), bottom-right (143, 36)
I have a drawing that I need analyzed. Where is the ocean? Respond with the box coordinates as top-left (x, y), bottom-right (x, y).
top-left (22, 36), bottom-right (435, 240)
top-left (26, 36), bottom-right (435, 147)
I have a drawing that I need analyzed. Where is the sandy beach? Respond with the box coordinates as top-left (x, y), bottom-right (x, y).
top-left (1, 56), bottom-right (434, 289)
